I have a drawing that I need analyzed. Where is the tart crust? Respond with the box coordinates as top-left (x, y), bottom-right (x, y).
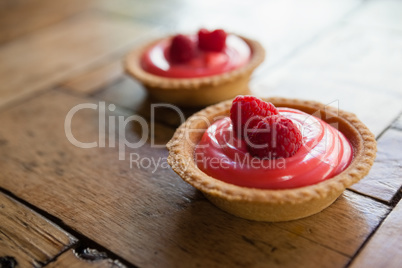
top-left (167, 97), bottom-right (377, 221)
top-left (124, 35), bottom-right (265, 107)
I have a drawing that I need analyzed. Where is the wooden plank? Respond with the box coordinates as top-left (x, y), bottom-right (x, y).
top-left (349, 197), bottom-right (402, 268)
top-left (47, 249), bottom-right (125, 268)
top-left (96, 0), bottom-right (175, 24)
top-left (92, 76), bottom-right (200, 127)
top-left (63, 64), bottom-right (200, 127)
top-left (93, 76), bottom-right (146, 110)
top-left (350, 129), bottom-right (402, 203)
top-left (274, 190), bottom-right (389, 257)
top-left (62, 61), bottom-right (123, 95)
top-left (0, 90), bottom-right (390, 267)
top-left (61, 58), bottom-right (201, 127)
top-left (0, 0), bottom-right (93, 44)
top-left (252, 23), bottom-right (402, 137)
top-left (0, 12), bottom-right (155, 109)
top-left (143, 201), bottom-right (350, 268)
top-left (0, 192), bottom-right (77, 267)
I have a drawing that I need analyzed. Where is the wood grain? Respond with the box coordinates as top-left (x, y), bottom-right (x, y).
top-left (0, 90), bottom-right (390, 267)
top-left (96, 0), bottom-right (175, 24)
top-left (1, 0), bottom-right (401, 266)
top-left (93, 76), bottom-right (200, 127)
top-left (274, 190), bottom-right (389, 256)
top-left (0, 192), bottom-right (77, 267)
top-left (63, 62), bottom-right (191, 128)
top-left (93, 76), bottom-right (147, 112)
top-left (0, 0), bottom-right (93, 44)
top-left (63, 62), bottom-right (201, 128)
top-left (350, 129), bottom-right (402, 203)
top-left (47, 249), bottom-right (125, 268)
top-left (62, 61), bottom-right (123, 95)
top-left (349, 197), bottom-right (402, 268)
top-left (0, 12), bottom-right (154, 109)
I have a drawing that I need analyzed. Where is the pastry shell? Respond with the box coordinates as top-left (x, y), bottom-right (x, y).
top-left (167, 97), bottom-right (377, 221)
top-left (124, 35), bottom-right (265, 107)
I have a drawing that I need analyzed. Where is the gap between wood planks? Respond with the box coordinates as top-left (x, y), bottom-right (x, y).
top-left (344, 189), bottom-right (402, 267)
top-left (0, 187), bottom-right (137, 268)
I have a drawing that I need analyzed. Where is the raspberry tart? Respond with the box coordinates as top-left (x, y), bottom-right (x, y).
top-left (125, 29), bottom-right (265, 107)
top-left (167, 96), bottom-right (376, 221)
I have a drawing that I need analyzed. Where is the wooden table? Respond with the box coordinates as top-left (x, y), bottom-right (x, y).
top-left (1, 0), bottom-right (402, 267)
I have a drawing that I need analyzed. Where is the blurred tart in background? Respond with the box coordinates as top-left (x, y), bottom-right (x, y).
top-left (125, 29), bottom-right (265, 107)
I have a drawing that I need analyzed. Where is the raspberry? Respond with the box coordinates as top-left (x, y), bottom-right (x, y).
top-left (169, 34), bottom-right (195, 63)
top-left (198, 29), bottom-right (227, 52)
top-left (246, 115), bottom-right (302, 159)
top-left (230, 95), bottom-right (278, 138)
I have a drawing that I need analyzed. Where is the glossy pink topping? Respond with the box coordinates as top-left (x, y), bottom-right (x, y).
top-left (194, 108), bottom-right (353, 189)
top-left (140, 34), bottom-right (251, 78)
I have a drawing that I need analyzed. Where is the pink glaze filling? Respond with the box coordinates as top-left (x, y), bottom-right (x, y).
top-left (140, 34), bottom-right (251, 78)
top-left (194, 108), bottom-right (353, 189)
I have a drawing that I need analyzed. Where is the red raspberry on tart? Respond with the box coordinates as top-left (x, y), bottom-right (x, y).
top-left (169, 34), bottom-right (196, 63)
top-left (230, 95), bottom-right (279, 138)
top-left (230, 96), bottom-right (302, 159)
top-left (246, 114), bottom-right (302, 159)
top-left (198, 28), bottom-right (227, 52)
